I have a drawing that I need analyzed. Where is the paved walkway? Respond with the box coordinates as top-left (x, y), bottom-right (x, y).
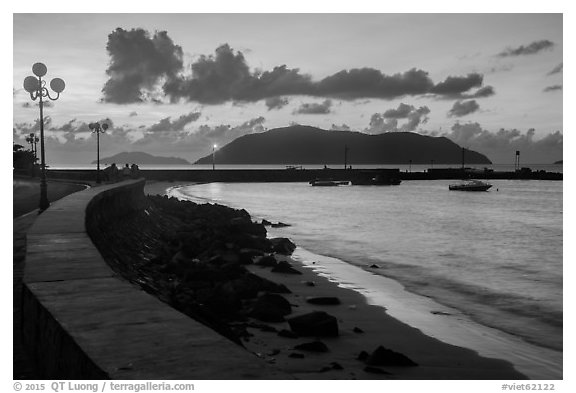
top-left (13, 178), bottom-right (91, 379)
top-left (13, 212), bottom-right (41, 379)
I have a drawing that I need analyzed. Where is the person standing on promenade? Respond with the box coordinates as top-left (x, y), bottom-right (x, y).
top-left (122, 163), bottom-right (131, 179)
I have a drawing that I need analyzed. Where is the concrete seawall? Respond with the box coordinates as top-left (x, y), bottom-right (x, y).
top-left (21, 179), bottom-right (288, 379)
top-left (35, 168), bottom-right (562, 183)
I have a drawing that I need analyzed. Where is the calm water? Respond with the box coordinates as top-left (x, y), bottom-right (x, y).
top-left (171, 180), bottom-right (563, 352)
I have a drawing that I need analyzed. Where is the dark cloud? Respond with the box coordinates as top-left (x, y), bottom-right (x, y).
top-left (147, 112), bottom-right (201, 132)
top-left (294, 99), bottom-right (332, 114)
top-left (102, 28), bottom-right (184, 104)
top-left (366, 103), bottom-right (430, 133)
top-left (497, 40), bottom-right (554, 57)
top-left (129, 111), bottom-right (138, 117)
top-left (430, 74), bottom-right (483, 95)
top-left (103, 34), bottom-right (492, 104)
top-left (543, 85), bottom-right (562, 92)
top-left (448, 100), bottom-right (480, 117)
top-left (265, 96), bottom-right (289, 110)
top-left (443, 122), bottom-right (562, 164)
top-left (547, 63), bottom-right (563, 75)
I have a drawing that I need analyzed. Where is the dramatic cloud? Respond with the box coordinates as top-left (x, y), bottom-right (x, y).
top-left (547, 63), bottom-right (563, 75)
top-left (102, 33), bottom-right (493, 104)
top-left (543, 85), bottom-right (562, 92)
top-left (147, 112), bottom-right (201, 132)
top-left (497, 40), bottom-right (554, 57)
top-left (443, 122), bottom-right (562, 164)
top-left (448, 100), bottom-right (480, 117)
top-left (430, 75), bottom-right (495, 100)
top-left (366, 103), bottom-right (430, 133)
top-left (265, 96), bottom-right (289, 110)
top-left (294, 99), bottom-right (332, 114)
top-left (102, 28), bottom-right (184, 104)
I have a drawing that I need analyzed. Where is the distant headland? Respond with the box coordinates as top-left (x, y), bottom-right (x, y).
top-left (93, 151), bottom-right (190, 165)
top-left (194, 125), bottom-right (492, 165)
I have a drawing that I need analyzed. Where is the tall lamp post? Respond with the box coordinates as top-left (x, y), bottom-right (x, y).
top-left (212, 144), bottom-right (217, 170)
top-left (89, 122), bottom-right (109, 183)
top-left (23, 62), bottom-right (65, 212)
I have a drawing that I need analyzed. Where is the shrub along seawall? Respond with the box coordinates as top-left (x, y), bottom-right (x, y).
top-left (21, 179), bottom-right (288, 379)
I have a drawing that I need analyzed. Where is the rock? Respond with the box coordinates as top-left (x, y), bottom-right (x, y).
top-left (353, 327), bottom-right (364, 334)
top-left (271, 261), bottom-right (302, 275)
top-left (261, 219), bottom-right (272, 226)
top-left (303, 281), bottom-right (316, 287)
top-left (306, 297), bottom-right (341, 305)
top-left (271, 222), bottom-right (291, 228)
top-left (248, 293), bottom-right (292, 322)
top-left (278, 329), bottom-right (299, 339)
top-left (369, 264), bottom-right (380, 269)
top-left (364, 366), bottom-right (392, 375)
top-left (365, 346), bottom-right (418, 367)
top-left (289, 353), bottom-right (305, 359)
top-left (269, 237), bottom-right (297, 255)
top-left (357, 351), bottom-right (369, 362)
top-left (431, 310), bottom-right (452, 316)
top-left (255, 255), bottom-right (278, 267)
top-left (330, 362), bottom-right (343, 370)
top-left (294, 341), bottom-right (329, 352)
top-left (287, 311), bottom-right (339, 337)
top-left (267, 349), bottom-right (281, 356)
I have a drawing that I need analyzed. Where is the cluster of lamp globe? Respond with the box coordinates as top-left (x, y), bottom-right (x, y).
top-left (22, 62), bottom-right (66, 211)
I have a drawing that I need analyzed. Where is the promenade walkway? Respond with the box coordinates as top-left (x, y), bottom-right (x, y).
top-left (13, 178), bottom-right (90, 379)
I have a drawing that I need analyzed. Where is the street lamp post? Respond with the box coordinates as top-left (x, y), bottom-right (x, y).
top-left (25, 133), bottom-right (39, 162)
top-left (89, 122), bottom-right (109, 184)
top-left (212, 144), bottom-right (217, 170)
top-left (23, 62), bottom-right (65, 212)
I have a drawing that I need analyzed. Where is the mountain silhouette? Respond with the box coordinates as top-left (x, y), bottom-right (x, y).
top-left (93, 151), bottom-right (191, 165)
top-left (194, 125), bottom-right (492, 165)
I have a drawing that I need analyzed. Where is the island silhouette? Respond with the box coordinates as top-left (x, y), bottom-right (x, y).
top-left (194, 125), bottom-right (492, 165)
top-left (93, 151), bottom-right (191, 165)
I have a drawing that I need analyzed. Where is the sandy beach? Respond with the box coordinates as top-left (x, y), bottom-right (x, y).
top-left (142, 180), bottom-right (533, 380)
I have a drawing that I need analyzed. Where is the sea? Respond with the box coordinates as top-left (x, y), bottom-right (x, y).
top-left (168, 179), bottom-right (563, 379)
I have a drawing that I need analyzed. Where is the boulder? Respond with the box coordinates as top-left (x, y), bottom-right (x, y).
top-left (365, 346), bottom-right (418, 367)
top-left (294, 341), bottom-right (329, 353)
top-left (271, 222), bottom-right (291, 228)
top-left (248, 293), bottom-right (292, 322)
top-left (306, 297), bottom-right (341, 305)
top-left (287, 311), bottom-right (339, 337)
top-left (271, 261), bottom-right (302, 275)
top-left (269, 237), bottom-right (297, 255)
top-left (255, 255), bottom-right (278, 267)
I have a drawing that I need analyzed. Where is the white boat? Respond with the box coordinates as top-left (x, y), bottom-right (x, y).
top-left (449, 179), bottom-right (492, 191)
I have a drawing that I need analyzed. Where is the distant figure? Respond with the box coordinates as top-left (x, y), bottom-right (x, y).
top-left (122, 163), bottom-right (131, 178)
top-left (323, 165), bottom-right (328, 169)
top-left (130, 163), bottom-right (140, 178)
top-left (110, 163), bottom-right (119, 182)
top-left (103, 163), bottom-right (119, 182)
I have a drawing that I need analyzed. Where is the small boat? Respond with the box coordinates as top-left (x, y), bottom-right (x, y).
top-left (309, 179), bottom-right (350, 187)
top-left (449, 179), bottom-right (492, 191)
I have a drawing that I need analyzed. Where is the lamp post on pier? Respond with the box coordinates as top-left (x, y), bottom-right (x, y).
top-left (23, 62), bottom-right (66, 212)
top-left (89, 122), bottom-right (109, 184)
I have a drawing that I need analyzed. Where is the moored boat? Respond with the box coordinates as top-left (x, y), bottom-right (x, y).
top-left (449, 179), bottom-right (492, 191)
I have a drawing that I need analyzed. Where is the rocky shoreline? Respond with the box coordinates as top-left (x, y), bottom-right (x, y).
top-left (88, 193), bottom-right (526, 379)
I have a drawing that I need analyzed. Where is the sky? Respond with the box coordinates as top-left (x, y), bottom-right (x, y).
top-left (12, 12), bottom-right (564, 165)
